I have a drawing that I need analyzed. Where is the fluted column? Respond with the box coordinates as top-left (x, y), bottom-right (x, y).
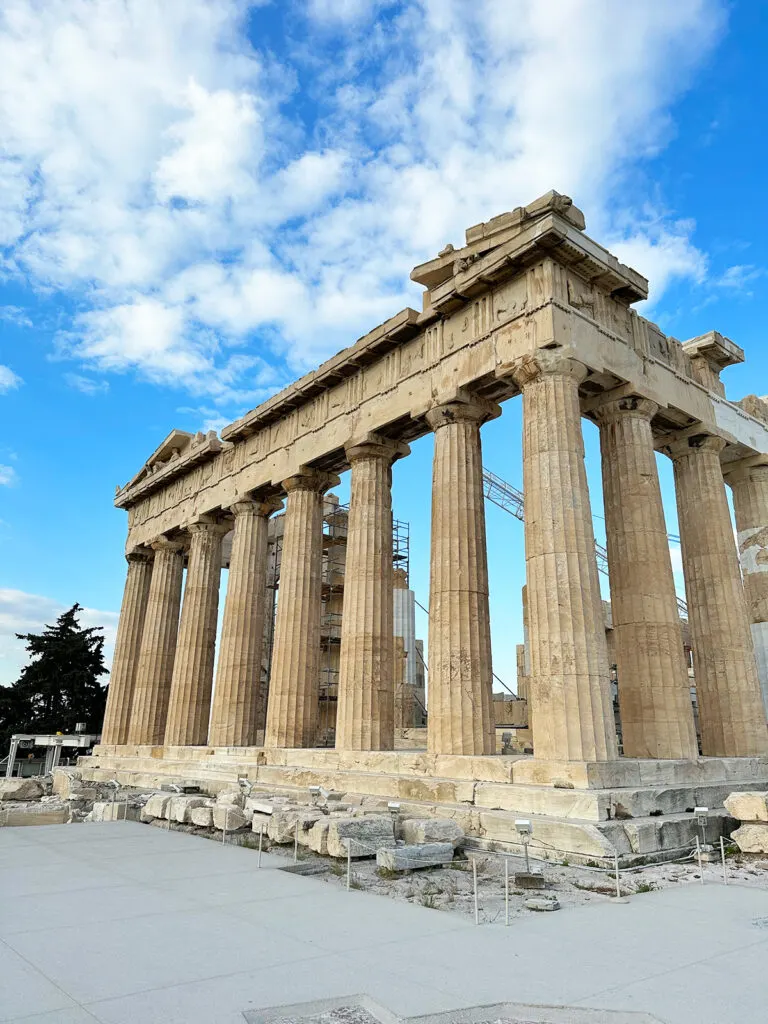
top-left (164, 520), bottom-right (225, 747)
top-left (264, 468), bottom-right (339, 748)
top-left (725, 460), bottom-right (768, 718)
top-left (127, 538), bottom-right (184, 745)
top-left (335, 435), bottom-right (409, 751)
top-left (511, 353), bottom-right (617, 762)
top-left (426, 396), bottom-right (498, 755)
top-left (101, 549), bottom-right (153, 744)
top-left (666, 434), bottom-right (768, 755)
top-left (592, 395), bottom-right (697, 758)
top-left (208, 498), bottom-right (282, 746)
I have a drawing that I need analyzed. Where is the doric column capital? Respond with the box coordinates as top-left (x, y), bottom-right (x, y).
top-left (344, 432), bottom-right (410, 465)
top-left (722, 456), bottom-right (768, 487)
top-left (281, 466), bottom-right (341, 495)
top-left (229, 496), bottom-right (284, 519)
top-left (425, 391), bottom-right (501, 431)
top-left (150, 536), bottom-right (185, 554)
top-left (505, 350), bottom-right (588, 390)
top-left (661, 432), bottom-right (726, 461)
top-left (126, 547), bottom-right (153, 565)
top-left (186, 516), bottom-right (230, 539)
top-left (589, 393), bottom-right (659, 425)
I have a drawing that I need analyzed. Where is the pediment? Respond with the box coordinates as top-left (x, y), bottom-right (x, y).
top-left (115, 429), bottom-right (224, 509)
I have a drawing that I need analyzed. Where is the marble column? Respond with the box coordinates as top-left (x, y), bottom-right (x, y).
top-left (164, 521), bottom-right (225, 747)
top-left (665, 434), bottom-right (768, 755)
top-left (725, 460), bottom-right (768, 719)
top-left (335, 435), bottom-right (408, 751)
top-left (127, 538), bottom-right (184, 745)
top-left (208, 498), bottom-right (282, 747)
top-left (511, 353), bottom-right (617, 762)
top-left (592, 395), bottom-right (697, 758)
top-left (264, 468), bottom-right (339, 748)
top-left (426, 396), bottom-right (498, 756)
top-left (101, 549), bottom-right (153, 745)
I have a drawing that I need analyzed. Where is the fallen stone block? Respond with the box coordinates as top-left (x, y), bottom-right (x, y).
top-left (245, 798), bottom-right (279, 816)
top-left (376, 843), bottom-right (453, 871)
top-left (190, 805), bottom-right (214, 828)
top-left (401, 817), bottom-right (464, 848)
top-left (169, 796), bottom-right (211, 823)
top-left (51, 768), bottom-right (81, 798)
top-left (327, 815), bottom-right (396, 859)
top-left (141, 793), bottom-right (171, 821)
top-left (213, 805), bottom-right (247, 831)
top-left (514, 872), bottom-right (549, 889)
top-left (724, 791), bottom-right (768, 823)
top-left (1, 806), bottom-right (70, 826)
top-left (267, 808), bottom-right (323, 844)
top-left (0, 778), bottom-right (43, 802)
top-left (307, 819), bottom-right (331, 855)
top-left (732, 823), bottom-right (768, 853)
top-left (525, 897), bottom-right (560, 911)
top-left (216, 791), bottom-right (245, 808)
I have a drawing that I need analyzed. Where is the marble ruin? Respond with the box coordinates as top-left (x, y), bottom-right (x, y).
top-left (88, 190), bottom-right (768, 860)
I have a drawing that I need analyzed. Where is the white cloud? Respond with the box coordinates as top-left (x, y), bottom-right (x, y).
top-left (0, 589), bottom-right (118, 686)
top-left (0, 0), bottom-right (726, 404)
top-left (0, 306), bottom-right (32, 328)
top-left (715, 264), bottom-right (765, 294)
top-left (0, 465), bottom-right (18, 486)
top-left (64, 372), bottom-right (109, 395)
top-left (0, 365), bottom-right (22, 393)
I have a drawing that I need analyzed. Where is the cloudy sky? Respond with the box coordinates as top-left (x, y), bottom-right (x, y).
top-left (1, 0), bottom-right (765, 689)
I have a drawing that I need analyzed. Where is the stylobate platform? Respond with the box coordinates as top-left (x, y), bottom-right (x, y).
top-left (81, 745), bottom-right (768, 863)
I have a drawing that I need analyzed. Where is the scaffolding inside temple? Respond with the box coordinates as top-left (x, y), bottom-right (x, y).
top-left (259, 495), bottom-right (422, 745)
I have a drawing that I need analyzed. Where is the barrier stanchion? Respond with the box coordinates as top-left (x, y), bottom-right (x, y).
top-left (613, 852), bottom-right (621, 899)
top-left (504, 858), bottom-right (510, 926)
top-left (720, 836), bottom-right (728, 885)
top-left (696, 836), bottom-right (703, 882)
top-left (472, 857), bottom-right (479, 925)
top-left (294, 818), bottom-right (299, 863)
top-left (346, 839), bottom-right (352, 890)
top-left (258, 825), bottom-right (264, 868)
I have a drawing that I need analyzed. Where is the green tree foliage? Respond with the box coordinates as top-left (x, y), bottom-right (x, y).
top-left (0, 604), bottom-right (108, 749)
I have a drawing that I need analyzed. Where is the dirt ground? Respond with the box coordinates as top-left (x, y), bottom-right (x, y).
top-left (265, 842), bottom-right (768, 923)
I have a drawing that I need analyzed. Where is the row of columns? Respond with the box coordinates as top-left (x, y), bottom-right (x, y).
top-left (102, 352), bottom-right (768, 760)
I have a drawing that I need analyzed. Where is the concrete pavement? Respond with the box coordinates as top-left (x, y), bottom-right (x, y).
top-left (1, 821), bottom-right (766, 1023)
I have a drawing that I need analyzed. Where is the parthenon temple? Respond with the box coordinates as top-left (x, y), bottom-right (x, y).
top-left (86, 190), bottom-right (768, 859)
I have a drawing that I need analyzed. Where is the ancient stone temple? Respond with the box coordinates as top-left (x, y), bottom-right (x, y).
top-left (87, 190), bottom-right (768, 860)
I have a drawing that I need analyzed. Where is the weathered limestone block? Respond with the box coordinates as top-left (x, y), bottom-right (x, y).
top-left (525, 897), bottom-right (560, 911)
top-left (732, 823), bottom-right (768, 853)
top-left (307, 819), bottom-right (331, 855)
top-left (169, 796), bottom-right (210, 823)
top-left (89, 801), bottom-right (133, 822)
top-left (213, 805), bottom-right (247, 831)
top-left (141, 793), bottom-right (171, 820)
top-left (326, 815), bottom-right (396, 858)
top-left (267, 808), bottom-right (323, 844)
top-left (724, 791), bottom-right (768, 822)
top-left (251, 812), bottom-right (271, 835)
top-left (376, 843), bottom-right (453, 870)
top-left (0, 778), bottom-right (43, 802)
top-left (190, 805), bottom-right (214, 827)
top-left (216, 791), bottom-right (245, 808)
top-left (401, 818), bottom-right (464, 847)
top-left (245, 797), bottom-right (283, 816)
top-left (2, 806), bottom-right (70, 826)
top-left (51, 768), bottom-right (81, 798)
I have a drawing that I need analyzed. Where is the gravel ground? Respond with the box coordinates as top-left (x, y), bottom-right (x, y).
top-left (264, 841), bottom-right (768, 923)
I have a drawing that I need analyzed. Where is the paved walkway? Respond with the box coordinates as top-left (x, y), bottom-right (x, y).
top-left (1, 821), bottom-right (766, 1024)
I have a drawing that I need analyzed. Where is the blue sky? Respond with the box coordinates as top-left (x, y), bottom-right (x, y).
top-left (1, 0), bottom-right (766, 690)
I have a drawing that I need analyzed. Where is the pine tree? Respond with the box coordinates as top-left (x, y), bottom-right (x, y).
top-left (0, 604), bottom-right (108, 747)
